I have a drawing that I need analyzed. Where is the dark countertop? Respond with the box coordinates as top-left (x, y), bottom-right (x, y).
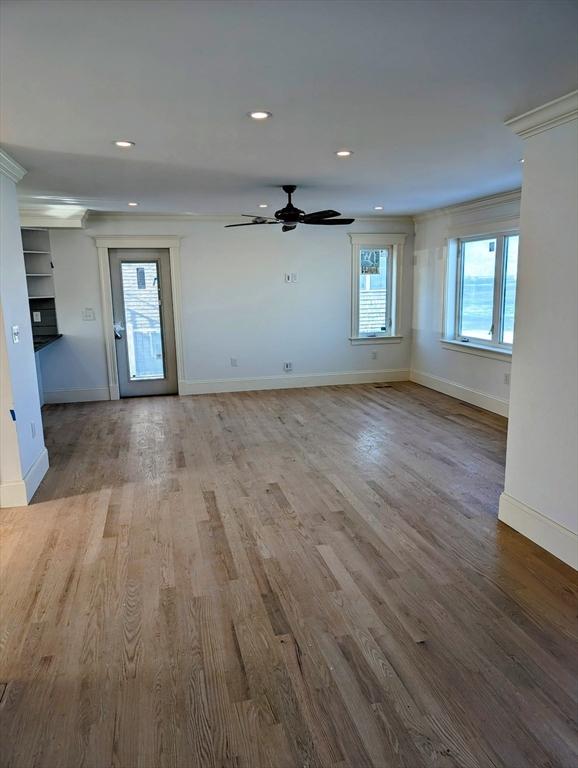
top-left (34, 334), bottom-right (62, 352)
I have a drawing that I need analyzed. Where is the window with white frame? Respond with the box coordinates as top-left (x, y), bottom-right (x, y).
top-left (349, 234), bottom-right (406, 342)
top-left (448, 232), bottom-right (519, 349)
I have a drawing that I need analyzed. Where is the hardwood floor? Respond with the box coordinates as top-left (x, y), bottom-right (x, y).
top-left (1, 382), bottom-right (576, 768)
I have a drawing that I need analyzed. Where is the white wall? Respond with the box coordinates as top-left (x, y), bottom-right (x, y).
top-left (41, 216), bottom-right (414, 400)
top-left (411, 191), bottom-right (520, 416)
top-left (499, 102), bottom-right (578, 568)
top-left (0, 165), bottom-right (48, 505)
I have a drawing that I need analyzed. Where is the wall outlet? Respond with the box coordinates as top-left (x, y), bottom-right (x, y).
top-left (504, 372), bottom-right (511, 386)
top-left (11, 325), bottom-right (19, 344)
top-left (371, 351), bottom-right (378, 360)
top-left (32, 311), bottom-right (42, 323)
top-left (283, 361), bottom-right (293, 372)
top-left (230, 357), bottom-right (238, 367)
top-left (82, 307), bottom-right (96, 321)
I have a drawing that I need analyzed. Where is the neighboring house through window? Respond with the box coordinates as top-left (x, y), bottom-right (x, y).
top-left (349, 233), bottom-right (406, 344)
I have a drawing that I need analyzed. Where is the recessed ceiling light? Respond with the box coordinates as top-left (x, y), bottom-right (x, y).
top-left (249, 111), bottom-right (272, 120)
top-left (519, 158), bottom-right (525, 164)
top-left (335, 149), bottom-right (353, 157)
top-left (114, 140), bottom-right (135, 148)
top-left (374, 205), bottom-right (384, 211)
top-left (258, 203), bottom-right (268, 208)
top-left (127, 202), bottom-right (138, 207)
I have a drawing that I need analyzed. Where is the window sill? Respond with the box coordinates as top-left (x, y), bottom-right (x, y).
top-left (441, 339), bottom-right (512, 361)
top-left (350, 335), bottom-right (403, 346)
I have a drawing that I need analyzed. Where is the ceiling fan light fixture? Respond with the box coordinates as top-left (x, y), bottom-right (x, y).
top-left (248, 111), bottom-right (272, 120)
top-left (335, 149), bottom-right (353, 157)
top-left (114, 140), bottom-right (135, 148)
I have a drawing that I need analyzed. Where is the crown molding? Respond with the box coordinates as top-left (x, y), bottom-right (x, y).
top-left (0, 149), bottom-right (26, 183)
top-left (19, 206), bottom-right (88, 228)
top-left (413, 189), bottom-right (521, 223)
top-left (87, 211), bottom-right (414, 226)
top-left (505, 91), bottom-right (578, 139)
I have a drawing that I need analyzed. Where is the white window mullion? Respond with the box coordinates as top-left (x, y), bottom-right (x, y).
top-left (491, 235), bottom-right (505, 346)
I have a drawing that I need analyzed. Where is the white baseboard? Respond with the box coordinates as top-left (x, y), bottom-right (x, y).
top-left (24, 447), bottom-right (49, 502)
top-left (0, 447), bottom-right (49, 507)
top-left (410, 370), bottom-right (509, 417)
top-left (0, 478), bottom-right (27, 507)
top-left (179, 368), bottom-right (410, 396)
top-left (43, 387), bottom-right (110, 404)
top-left (499, 492), bottom-right (577, 569)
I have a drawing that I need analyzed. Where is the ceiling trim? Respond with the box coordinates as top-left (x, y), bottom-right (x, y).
top-left (413, 188), bottom-right (521, 223)
top-left (87, 212), bottom-right (415, 222)
top-left (19, 206), bottom-right (88, 229)
top-left (505, 90), bottom-right (578, 139)
top-left (87, 211), bottom-right (414, 225)
top-left (0, 149), bottom-right (26, 183)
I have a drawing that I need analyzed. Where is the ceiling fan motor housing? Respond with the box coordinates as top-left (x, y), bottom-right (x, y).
top-left (275, 185), bottom-right (303, 223)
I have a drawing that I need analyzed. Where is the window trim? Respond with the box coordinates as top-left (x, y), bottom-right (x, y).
top-left (349, 233), bottom-right (406, 344)
top-left (443, 229), bottom-right (518, 354)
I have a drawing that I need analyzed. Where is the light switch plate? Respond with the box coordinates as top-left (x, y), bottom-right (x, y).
top-left (82, 308), bottom-right (96, 321)
top-left (11, 325), bottom-right (20, 344)
top-left (33, 311), bottom-right (42, 323)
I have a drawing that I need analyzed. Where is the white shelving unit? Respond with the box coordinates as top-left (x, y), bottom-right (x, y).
top-left (22, 229), bottom-right (55, 299)
top-left (21, 229), bottom-right (60, 350)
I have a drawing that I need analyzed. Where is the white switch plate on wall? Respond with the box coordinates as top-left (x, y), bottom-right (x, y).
top-left (82, 308), bottom-right (96, 321)
top-left (11, 325), bottom-right (19, 344)
top-left (32, 311), bottom-right (42, 323)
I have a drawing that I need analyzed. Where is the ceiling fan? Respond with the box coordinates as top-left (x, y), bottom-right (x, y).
top-left (225, 185), bottom-right (355, 232)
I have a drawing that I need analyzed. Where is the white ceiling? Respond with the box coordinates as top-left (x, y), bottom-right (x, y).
top-left (1, 0), bottom-right (577, 216)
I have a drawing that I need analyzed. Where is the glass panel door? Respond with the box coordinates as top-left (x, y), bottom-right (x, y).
top-left (120, 261), bottom-right (165, 380)
top-left (109, 247), bottom-right (178, 397)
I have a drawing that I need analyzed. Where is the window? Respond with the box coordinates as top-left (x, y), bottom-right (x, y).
top-left (450, 232), bottom-right (519, 350)
top-left (350, 234), bottom-right (406, 343)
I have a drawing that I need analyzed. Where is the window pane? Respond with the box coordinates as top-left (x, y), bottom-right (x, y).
top-left (121, 261), bottom-right (165, 380)
top-left (501, 235), bottom-right (518, 344)
top-left (359, 249), bottom-right (388, 334)
top-left (459, 239), bottom-right (496, 342)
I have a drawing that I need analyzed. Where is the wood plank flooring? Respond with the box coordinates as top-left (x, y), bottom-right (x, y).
top-left (1, 382), bottom-right (576, 768)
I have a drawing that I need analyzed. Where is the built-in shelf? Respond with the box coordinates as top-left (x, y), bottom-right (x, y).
top-left (21, 228), bottom-right (59, 339)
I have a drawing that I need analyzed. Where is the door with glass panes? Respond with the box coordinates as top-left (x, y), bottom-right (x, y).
top-left (109, 248), bottom-right (178, 397)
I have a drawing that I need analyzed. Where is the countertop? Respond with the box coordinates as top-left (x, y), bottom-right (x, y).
top-left (34, 334), bottom-right (62, 352)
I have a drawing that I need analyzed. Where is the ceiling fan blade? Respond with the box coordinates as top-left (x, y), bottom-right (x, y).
top-left (282, 224), bottom-right (297, 232)
top-left (302, 209), bottom-right (340, 222)
top-left (303, 218), bottom-right (355, 225)
top-left (241, 214), bottom-right (278, 221)
top-left (225, 222), bottom-right (264, 227)
top-left (225, 220), bottom-right (280, 228)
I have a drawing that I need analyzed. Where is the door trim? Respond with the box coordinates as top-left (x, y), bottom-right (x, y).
top-left (95, 236), bottom-right (184, 400)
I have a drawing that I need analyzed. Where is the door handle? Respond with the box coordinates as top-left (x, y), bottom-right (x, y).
top-left (113, 321), bottom-right (124, 340)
